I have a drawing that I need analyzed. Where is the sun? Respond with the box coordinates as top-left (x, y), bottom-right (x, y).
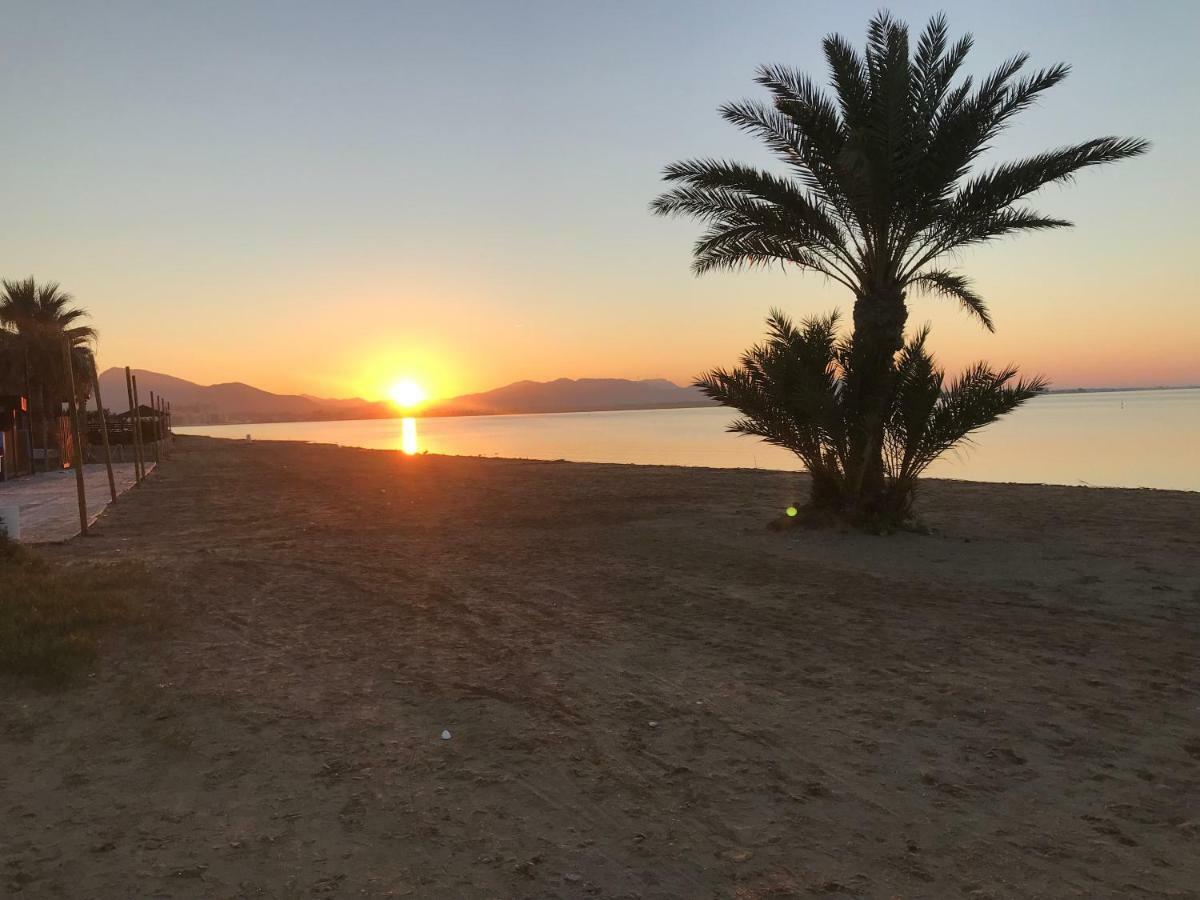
top-left (388, 378), bottom-right (428, 410)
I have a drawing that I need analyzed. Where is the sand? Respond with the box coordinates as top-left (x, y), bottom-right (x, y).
top-left (2, 435), bottom-right (1198, 898)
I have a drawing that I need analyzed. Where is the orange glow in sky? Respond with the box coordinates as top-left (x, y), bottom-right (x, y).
top-left (7, 4), bottom-right (1197, 395)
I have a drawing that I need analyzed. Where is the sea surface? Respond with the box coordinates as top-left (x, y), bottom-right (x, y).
top-left (177, 388), bottom-right (1200, 492)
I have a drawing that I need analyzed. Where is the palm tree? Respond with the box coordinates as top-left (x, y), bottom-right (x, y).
top-left (0, 328), bottom-right (26, 397)
top-left (0, 278), bottom-right (96, 470)
top-left (698, 309), bottom-right (1046, 524)
top-left (652, 12), bottom-right (1147, 521)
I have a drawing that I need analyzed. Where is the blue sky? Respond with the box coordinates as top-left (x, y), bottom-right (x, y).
top-left (1, 1), bottom-right (1195, 397)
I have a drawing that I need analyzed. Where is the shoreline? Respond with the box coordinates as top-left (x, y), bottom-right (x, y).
top-left (175, 433), bottom-right (1200, 496)
top-left (171, 382), bottom-right (1200, 429)
top-left (169, 383), bottom-right (1200, 430)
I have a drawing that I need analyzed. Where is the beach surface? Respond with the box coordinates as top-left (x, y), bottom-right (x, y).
top-left (3, 436), bottom-right (1199, 898)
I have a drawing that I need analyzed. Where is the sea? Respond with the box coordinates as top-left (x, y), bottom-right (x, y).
top-left (176, 387), bottom-right (1200, 492)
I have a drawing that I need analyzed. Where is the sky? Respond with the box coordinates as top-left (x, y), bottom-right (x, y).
top-left (1, 0), bottom-right (1197, 400)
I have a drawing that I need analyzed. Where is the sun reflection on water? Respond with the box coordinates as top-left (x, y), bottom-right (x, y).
top-left (400, 416), bottom-right (419, 455)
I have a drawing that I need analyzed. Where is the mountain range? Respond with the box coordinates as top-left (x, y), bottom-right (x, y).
top-left (437, 378), bottom-right (711, 416)
top-left (96, 369), bottom-right (713, 425)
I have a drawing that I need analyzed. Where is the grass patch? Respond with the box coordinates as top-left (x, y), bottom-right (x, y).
top-left (0, 536), bottom-right (151, 684)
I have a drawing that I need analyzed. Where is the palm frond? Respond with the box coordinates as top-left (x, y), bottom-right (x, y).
top-left (953, 137), bottom-right (1150, 218)
top-left (696, 309), bottom-right (850, 480)
top-left (822, 33), bottom-right (869, 128)
top-left (884, 335), bottom-right (1047, 489)
top-left (902, 208), bottom-right (1073, 280)
top-left (662, 159), bottom-right (858, 273)
top-left (909, 270), bottom-right (993, 331)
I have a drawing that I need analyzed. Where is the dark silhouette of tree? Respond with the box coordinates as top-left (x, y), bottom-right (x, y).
top-left (0, 278), bottom-right (96, 469)
top-left (653, 12), bottom-right (1147, 524)
top-left (697, 309), bottom-right (1046, 524)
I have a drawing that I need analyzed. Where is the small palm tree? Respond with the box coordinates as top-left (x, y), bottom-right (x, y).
top-left (698, 310), bottom-right (1046, 525)
top-left (0, 278), bottom-right (96, 469)
top-left (653, 12), bottom-right (1147, 523)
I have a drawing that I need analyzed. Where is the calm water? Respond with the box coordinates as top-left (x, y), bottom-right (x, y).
top-left (178, 388), bottom-right (1200, 491)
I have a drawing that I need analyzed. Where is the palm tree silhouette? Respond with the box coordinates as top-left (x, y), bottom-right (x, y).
top-left (653, 12), bottom-right (1147, 520)
top-left (0, 278), bottom-right (96, 470)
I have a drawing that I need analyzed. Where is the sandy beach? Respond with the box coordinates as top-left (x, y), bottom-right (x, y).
top-left (3, 435), bottom-right (1199, 898)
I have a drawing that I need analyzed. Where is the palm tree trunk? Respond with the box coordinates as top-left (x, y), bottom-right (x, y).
top-left (29, 400), bottom-right (42, 473)
top-left (846, 287), bottom-right (907, 519)
top-left (22, 345), bottom-right (40, 474)
top-left (43, 386), bottom-right (56, 472)
top-left (39, 397), bottom-right (51, 471)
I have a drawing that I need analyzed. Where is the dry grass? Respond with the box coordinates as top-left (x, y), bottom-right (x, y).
top-left (0, 536), bottom-right (150, 683)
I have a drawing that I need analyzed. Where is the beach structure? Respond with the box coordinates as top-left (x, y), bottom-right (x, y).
top-left (0, 384), bottom-right (173, 539)
top-left (95, 400), bottom-right (172, 470)
top-left (107, 404), bottom-right (164, 442)
top-left (0, 395), bottom-right (32, 481)
top-left (28, 404), bottom-right (76, 474)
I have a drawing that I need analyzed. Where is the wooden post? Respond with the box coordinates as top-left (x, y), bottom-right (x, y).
top-left (157, 395), bottom-right (169, 458)
top-left (146, 385), bottom-right (160, 466)
top-left (152, 394), bottom-right (160, 457)
top-left (127, 367), bottom-right (139, 482)
top-left (153, 395), bottom-right (163, 458)
top-left (162, 397), bottom-right (171, 455)
top-left (62, 339), bottom-right (89, 536)
top-left (132, 374), bottom-right (152, 474)
top-left (125, 367), bottom-right (143, 482)
top-left (154, 390), bottom-right (162, 463)
top-left (90, 364), bottom-right (118, 504)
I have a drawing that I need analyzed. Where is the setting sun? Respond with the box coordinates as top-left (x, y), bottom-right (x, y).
top-left (388, 378), bottom-right (428, 410)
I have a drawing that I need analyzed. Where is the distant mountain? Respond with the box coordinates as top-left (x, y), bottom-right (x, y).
top-left (96, 368), bottom-right (391, 425)
top-left (96, 370), bottom-right (714, 425)
top-left (426, 377), bottom-right (713, 416)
